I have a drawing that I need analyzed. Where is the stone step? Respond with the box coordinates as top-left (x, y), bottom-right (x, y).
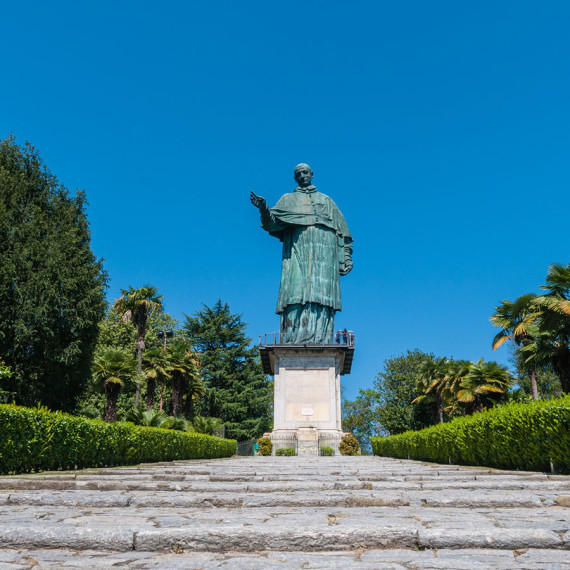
top-left (1, 477), bottom-right (568, 494)
top-left (2, 488), bottom-right (566, 508)
top-left (2, 547), bottom-right (570, 569)
top-left (3, 466), bottom-right (567, 481)
top-left (1, 456), bottom-right (569, 566)
top-left (2, 504), bottom-right (568, 530)
top-left (0, 522), bottom-right (567, 553)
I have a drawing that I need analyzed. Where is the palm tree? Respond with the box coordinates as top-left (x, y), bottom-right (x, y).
top-left (530, 263), bottom-right (570, 394)
top-left (113, 285), bottom-right (163, 407)
top-left (492, 264), bottom-right (570, 396)
top-left (184, 361), bottom-right (205, 420)
top-left (412, 357), bottom-right (449, 423)
top-left (490, 294), bottom-right (540, 400)
top-left (142, 346), bottom-right (170, 410)
top-left (191, 414), bottom-right (223, 436)
top-left (168, 341), bottom-right (203, 418)
top-left (455, 359), bottom-right (511, 414)
top-left (92, 348), bottom-right (134, 422)
top-left (126, 409), bottom-right (189, 430)
top-left (441, 359), bottom-right (471, 414)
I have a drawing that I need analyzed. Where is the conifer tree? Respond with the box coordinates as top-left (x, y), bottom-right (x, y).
top-left (183, 300), bottom-right (272, 440)
top-left (0, 136), bottom-right (107, 410)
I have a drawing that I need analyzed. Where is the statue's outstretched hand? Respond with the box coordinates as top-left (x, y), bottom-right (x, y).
top-left (250, 191), bottom-right (267, 211)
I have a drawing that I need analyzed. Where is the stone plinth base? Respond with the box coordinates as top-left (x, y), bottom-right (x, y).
top-left (261, 345), bottom-right (352, 457)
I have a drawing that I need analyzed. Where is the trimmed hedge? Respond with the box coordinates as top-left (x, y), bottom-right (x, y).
top-left (371, 396), bottom-right (570, 474)
top-left (0, 404), bottom-right (237, 474)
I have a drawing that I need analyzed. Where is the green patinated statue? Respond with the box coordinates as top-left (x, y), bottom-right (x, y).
top-left (250, 163), bottom-right (353, 344)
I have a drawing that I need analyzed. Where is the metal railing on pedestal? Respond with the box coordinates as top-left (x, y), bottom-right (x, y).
top-left (318, 433), bottom-right (341, 456)
top-left (259, 331), bottom-right (356, 348)
top-left (236, 440), bottom-right (255, 456)
top-left (271, 433), bottom-right (298, 455)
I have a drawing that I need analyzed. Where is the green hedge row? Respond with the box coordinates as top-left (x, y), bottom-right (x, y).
top-left (0, 404), bottom-right (237, 474)
top-left (371, 396), bottom-right (570, 473)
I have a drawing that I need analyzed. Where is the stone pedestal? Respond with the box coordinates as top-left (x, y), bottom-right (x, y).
top-left (260, 344), bottom-right (354, 456)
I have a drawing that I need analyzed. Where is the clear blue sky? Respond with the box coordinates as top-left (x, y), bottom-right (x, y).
top-left (2, 1), bottom-right (569, 399)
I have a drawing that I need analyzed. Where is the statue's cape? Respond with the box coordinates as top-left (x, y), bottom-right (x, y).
top-left (269, 188), bottom-right (352, 242)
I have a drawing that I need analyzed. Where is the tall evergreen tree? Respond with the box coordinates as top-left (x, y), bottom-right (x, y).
top-left (183, 300), bottom-right (272, 440)
top-left (0, 137), bottom-right (107, 411)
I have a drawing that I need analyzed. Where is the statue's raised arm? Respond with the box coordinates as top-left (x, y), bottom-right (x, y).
top-left (250, 191), bottom-right (267, 212)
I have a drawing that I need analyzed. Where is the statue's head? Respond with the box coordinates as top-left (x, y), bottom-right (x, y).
top-left (294, 163), bottom-right (313, 187)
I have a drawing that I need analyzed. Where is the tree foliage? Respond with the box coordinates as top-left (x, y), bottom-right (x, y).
top-left (92, 348), bottom-right (135, 422)
top-left (0, 137), bottom-right (107, 411)
top-left (0, 358), bottom-right (13, 403)
top-left (341, 388), bottom-right (379, 450)
top-left (491, 263), bottom-right (570, 395)
top-left (113, 285), bottom-right (163, 407)
top-left (168, 340), bottom-right (203, 419)
top-left (372, 349), bottom-right (437, 435)
top-left (77, 306), bottom-right (180, 420)
top-left (183, 300), bottom-right (272, 440)
top-left (413, 357), bottom-right (511, 418)
top-left (514, 361), bottom-right (563, 400)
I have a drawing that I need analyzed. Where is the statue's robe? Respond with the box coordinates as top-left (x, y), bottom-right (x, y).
top-left (259, 185), bottom-right (353, 343)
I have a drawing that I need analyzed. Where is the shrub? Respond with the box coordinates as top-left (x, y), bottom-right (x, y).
top-left (370, 396), bottom-right (570, 473)
top-left (257, 436), bottom-right (272, 456)
top-left (275, 447), bottom-right (296, 456)
top-left (126, 409), bottom-right (188, 430)
top-left (0, 404), bottom-right (237, 474)
top-left (191, 415), bottom-right (224, 435)
top-left (339, 433), bottom-right (360, 456)
top-left (320, 445), bottom-right (334, 456)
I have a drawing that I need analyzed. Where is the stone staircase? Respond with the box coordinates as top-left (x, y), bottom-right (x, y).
top-left (0, 456), bottom-right (569, 568)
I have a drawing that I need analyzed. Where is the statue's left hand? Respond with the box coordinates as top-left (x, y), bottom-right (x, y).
top-left (340, 253), bottom-right (353, 276)
top-left (340, 263), bottom-right (353, 276)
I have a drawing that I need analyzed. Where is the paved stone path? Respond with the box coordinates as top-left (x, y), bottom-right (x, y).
top-left (0, 456), bottom-right (569, 568)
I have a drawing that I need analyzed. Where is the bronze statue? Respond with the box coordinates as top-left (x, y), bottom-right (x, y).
top-left (251, 163), bottom-right (353, 343)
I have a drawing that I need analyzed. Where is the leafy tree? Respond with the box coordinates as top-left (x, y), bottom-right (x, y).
top-left (0, 359), bottom-right (11, 380)
top-left (92, 348), bottom-right (135, 421)
top-left (183, 300), bottom-right (272, 440)
top-left (0, 136), bottom-right (107, 411)
top-left (342, 388), bottom-right (379, 450)
top-left (372, 349), bottom-right (436, 435)
top-left (0, 358), bottom-right (13, 403)
top-left (113, 285), bottom-right (164, 407)
top-left (513, 355), bottom-right (563, 400)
